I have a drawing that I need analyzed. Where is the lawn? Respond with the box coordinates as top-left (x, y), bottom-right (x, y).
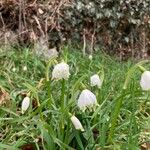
top-left (0, 47), bottom-right (150, 150)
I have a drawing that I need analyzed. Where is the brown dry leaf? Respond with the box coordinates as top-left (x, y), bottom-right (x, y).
top-left (21, 144), bottom-right (35, 150)
top-left (32, 98), bottom-right (38, 109)
top-left (141, 142), bottom-right (150, 150)
top-left (30, 31), bottom-right (37, 41)
top-left (0, 89), bottom-right (10, 106)
top-left (38, 8), bottom-right (44, 14)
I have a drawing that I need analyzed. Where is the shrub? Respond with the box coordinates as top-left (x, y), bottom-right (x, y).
top-left (0, 0), bottom-right (149, 58)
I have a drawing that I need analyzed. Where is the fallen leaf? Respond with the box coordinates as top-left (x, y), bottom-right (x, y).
top-left (0, 89), bottom-right (10, 106)
top-left (141, 142), bottom-right (150, 150)
top-left (21, 144), bottom-right (35, 150)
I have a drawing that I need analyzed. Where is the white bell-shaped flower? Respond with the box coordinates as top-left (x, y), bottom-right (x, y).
top-left (52, 62), bottom-right (70, 80)
top-left (21, 96), bottom-right (30, 114)
top-left (140, 71), bottom-right (150, 91)
top-left (23, 66), bottom-right (27, 71)
top-left (71, 115), bottom-right (84, 131)
top-left (77, 89), bottom-right (97, 111)
top-left (90, 74), bottom-right (102, 88)
top-left (89, 55), bottom-right (93, 60)
top-left (12, 67), bottom-right (16, 72)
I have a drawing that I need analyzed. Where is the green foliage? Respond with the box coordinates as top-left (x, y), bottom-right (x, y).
top-left (56, 0), bottom-right (150, 51)
top-left (0, 47), bottom-right (150, 149)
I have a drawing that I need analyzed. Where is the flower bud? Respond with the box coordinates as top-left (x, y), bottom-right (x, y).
top-left (21, 96), bottom-right (30, 114)
top-left (71, 115), bottom-right (84, 131)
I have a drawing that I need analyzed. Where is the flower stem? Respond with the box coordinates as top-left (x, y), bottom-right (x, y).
top-left (60, 79), bottom-right (66, 131)
top-left (138, 65), bottom-right (146, 72)
top-left (46, 80), bottom-right (52, 107)
top-left (108, 93), bottom-right (124, 143)
top-left (61, 79), bottom-right (65, 110)
top-left (45, 59), bottom-right (55, 107)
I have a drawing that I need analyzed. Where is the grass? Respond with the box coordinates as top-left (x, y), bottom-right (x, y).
top-left (0, 47), bottom-right (150, 150)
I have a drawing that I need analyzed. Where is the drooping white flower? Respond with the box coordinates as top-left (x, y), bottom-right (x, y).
top-left (140, 71), bottom-right (150, 91)
top-left (52, 62), bottom-right (70, 80)
top-left (89, 55), bottom-right (93, 60)
top-left (90, 74), bottom-right (102, 88)
top-left (12, 68), bottom-right (16, 72)
top-left (23, 66), bottom-right (27, 71)
top-left (77, 89), bottom-right (97, 111)
top-left (21, 97), bottom-right (30, 114)
top-left (71, 115), bottom-right (84, 131)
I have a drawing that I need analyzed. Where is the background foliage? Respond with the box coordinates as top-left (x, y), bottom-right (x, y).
top-left (0, 0), bottom-right (150, 58)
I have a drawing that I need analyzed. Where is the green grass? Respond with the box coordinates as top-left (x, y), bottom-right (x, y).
top-left (0, 47), bottom-right (150, 150)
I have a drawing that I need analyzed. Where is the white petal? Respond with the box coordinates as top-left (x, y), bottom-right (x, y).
top-left (140, 71), bottom-right (150, 91)
top-left (52, 62), bottom-right (70, 80)
top-left (90, 74), bottom-right (102, 88)
top-left (21, 97), bottom-right (30, 114)
top-left (77, 89), bottom-right (97, 110)
top-left (71, 115), bottom-right (84, 131)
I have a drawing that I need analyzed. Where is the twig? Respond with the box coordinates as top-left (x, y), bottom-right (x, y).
top-left (33, 15), bottom-right (45, 37)
top-left (22, 0), bottom-right (27, 29)
top-left (19, 0), bottom-right (23, 38)
top-left (0, 30), bottom-right (30, 42)
top-left (142, 30), bottom-right (146, 58)
top-left (90, 30), bottom-right (95, 55)
top-left (82, 29), bottom-right (86, 57)
top-left (0, 12), bottom-right (5, 31)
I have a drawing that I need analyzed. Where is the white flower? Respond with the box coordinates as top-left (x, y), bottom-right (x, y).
top-left (71, 115), bottom-right (84, 131)
top-left (52, 62), bottom-right (70, 80)
top-left (21, 97), bottom-right (30, 114)
top-left (89, 55), bottom-right (93, 60)
top-left (77, 89), bottom-right (97, 111)
top-left (90, 74), bottom-right (102, 88)
top-left (23, 66), bottom-right (27, 71)
top-left (12, 68), bottom-right (16, 72)
top-left (140, 71), bottom-right (150, 91)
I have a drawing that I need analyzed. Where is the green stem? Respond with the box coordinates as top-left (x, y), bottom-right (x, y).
top-left (45, 59), bottom-right (55, 107)
top-left (138, 65), bottom-right (146, 72)
top-left (46, 80), bottom-right (52, 107)
top-left (60, 79), bottom-right (66, 132)
top-left (61, 79), bottom-right (65, 110)
top-left (108, 90), bottom-right (127, 143)
top-left (83, 112), bottom-right (94, 148)
top-left (97, 88), bottom-right (101, 104)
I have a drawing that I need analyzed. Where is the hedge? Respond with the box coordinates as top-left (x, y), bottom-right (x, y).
top-left (0, 0), bottom-right (150, 58)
